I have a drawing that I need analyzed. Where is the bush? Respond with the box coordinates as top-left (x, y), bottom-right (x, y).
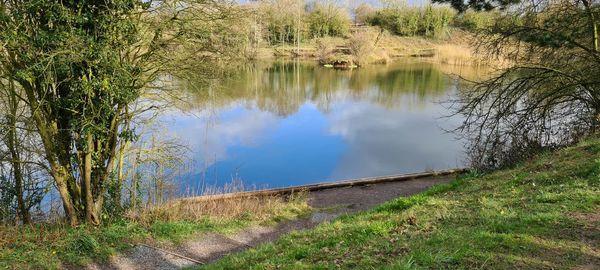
top-left (314, 38), bottom-right (335, 64)
top-left (347, 32), bottom-right (374, 66)
top-left (452, 10), bottom-right (497, 31)
top-left (370, 5), bottom-right (456, 38)
top-left (307, 3), bottom-right (351, 38)
top-left (354, 3), bottom-right (376, 24)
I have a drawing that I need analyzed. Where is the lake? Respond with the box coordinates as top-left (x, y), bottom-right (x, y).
top-left (159, 60), bottom-right (476, 193)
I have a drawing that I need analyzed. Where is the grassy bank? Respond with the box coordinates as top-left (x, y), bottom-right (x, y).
top-left (0, 194), bottom-right (310, 269)
top-left (199, 137), bottom-right (600, 269)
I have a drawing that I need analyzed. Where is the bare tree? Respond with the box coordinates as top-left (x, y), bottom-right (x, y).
top-left (447, 0), bottom-right (600, 169)
top-left (0, 78), bottom-right (49, 224)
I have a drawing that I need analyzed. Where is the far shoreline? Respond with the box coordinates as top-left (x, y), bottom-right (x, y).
top-left (243, 28), bottom-right (496, 68)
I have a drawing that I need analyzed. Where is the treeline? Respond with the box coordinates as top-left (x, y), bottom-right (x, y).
top-left (359, 4), bottom-right (498, 37)
top-left (369, 6), bottom-right (453, 37)
top-left (242, 0), bottom-right (498, 50)
top-left (244, 0), bottom-right (351, 47)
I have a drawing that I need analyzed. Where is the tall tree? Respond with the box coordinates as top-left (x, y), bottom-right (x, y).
top-left (258, 0), bottom-right (306, 46)
top-left (0, 0), bottom-right (244, 226)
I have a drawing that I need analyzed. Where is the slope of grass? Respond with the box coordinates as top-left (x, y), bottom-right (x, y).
top-left (200, 137), bottom-right (600, 269)
top-left (0, 194), bottom-right (310, 269)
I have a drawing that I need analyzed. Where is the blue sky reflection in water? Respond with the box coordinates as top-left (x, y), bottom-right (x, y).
top-left (163, 61), bottom-right (472, 193)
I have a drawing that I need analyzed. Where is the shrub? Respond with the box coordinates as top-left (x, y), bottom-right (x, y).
top-left (347, 32), bottom-right (374, 66)
top-left (354, 3), bottom-right (376, 24)
top-left (307, 3), bottom-right (351, 38)
top-left (370, 5), bottom-right (456, 38)
top-left (452, 10), bottom-right (497, 31)
top-left (314, 38), bottom-right (335, 64)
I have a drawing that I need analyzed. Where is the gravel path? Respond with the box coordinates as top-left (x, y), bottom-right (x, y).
top-left (87, 175), bottom-right (453, 270)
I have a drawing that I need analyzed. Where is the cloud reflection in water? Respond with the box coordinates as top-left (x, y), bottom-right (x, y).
top-left (168, 61), bottom-right (468, 192)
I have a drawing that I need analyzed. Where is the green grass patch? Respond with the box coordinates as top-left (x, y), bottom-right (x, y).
top-left (0, 195), bottom-right (310, 269)
top-left (199, 137), bottom-right (600, 269)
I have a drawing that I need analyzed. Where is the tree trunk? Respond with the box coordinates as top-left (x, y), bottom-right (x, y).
top-left (17, 81), bottom-right (81, 226)
top-left (83, 134), bottom-right (100, 225)
top-left (9, 136), bottom-right (29, 224)
top-left (53, 168), bottom-right (79, 226)
top-left (114, 140), bottom-right (130, 212)
top-left (5, 83), bottom-right (30, 224)
top-left (582, 0), bottom-right (599, 52)
top-left (593, 22), bottom-right (598, 52)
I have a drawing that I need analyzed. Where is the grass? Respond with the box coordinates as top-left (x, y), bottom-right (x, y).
top-left (198, 137), bottom-right (600, 269)
top-left (0, 192), bottom-right (310, 269)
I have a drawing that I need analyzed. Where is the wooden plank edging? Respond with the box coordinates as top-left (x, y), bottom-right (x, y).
top-left (176, 168), bottom-right (469, 204)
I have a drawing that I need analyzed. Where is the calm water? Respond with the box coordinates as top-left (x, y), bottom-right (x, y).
top-left (163, 60), bottom-right (475, 192)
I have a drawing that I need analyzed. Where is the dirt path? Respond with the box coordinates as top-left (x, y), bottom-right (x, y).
top-left (88, 176), bottom-right (453, 270)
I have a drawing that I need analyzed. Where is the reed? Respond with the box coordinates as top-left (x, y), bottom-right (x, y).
top-left (126, 180), bottom-right (310, 228)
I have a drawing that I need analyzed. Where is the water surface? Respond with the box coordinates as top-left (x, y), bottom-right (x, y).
top-left (164, 61), bottom-right (474, 192)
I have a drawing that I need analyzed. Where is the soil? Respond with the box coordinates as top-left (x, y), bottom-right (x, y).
top-left (87, 176), bottom-right (454, 270)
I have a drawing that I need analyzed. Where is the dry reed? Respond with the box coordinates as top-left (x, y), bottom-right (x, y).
top-left (127, 181), bottom-right (309, 227)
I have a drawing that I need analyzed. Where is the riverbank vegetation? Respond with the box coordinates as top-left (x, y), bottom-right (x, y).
top-left (240, 0), bottom-right (498, 65)
top-left (0, 192), bottom-right (309, 269)
top-left (199, 136), bottom-right (600, 269)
